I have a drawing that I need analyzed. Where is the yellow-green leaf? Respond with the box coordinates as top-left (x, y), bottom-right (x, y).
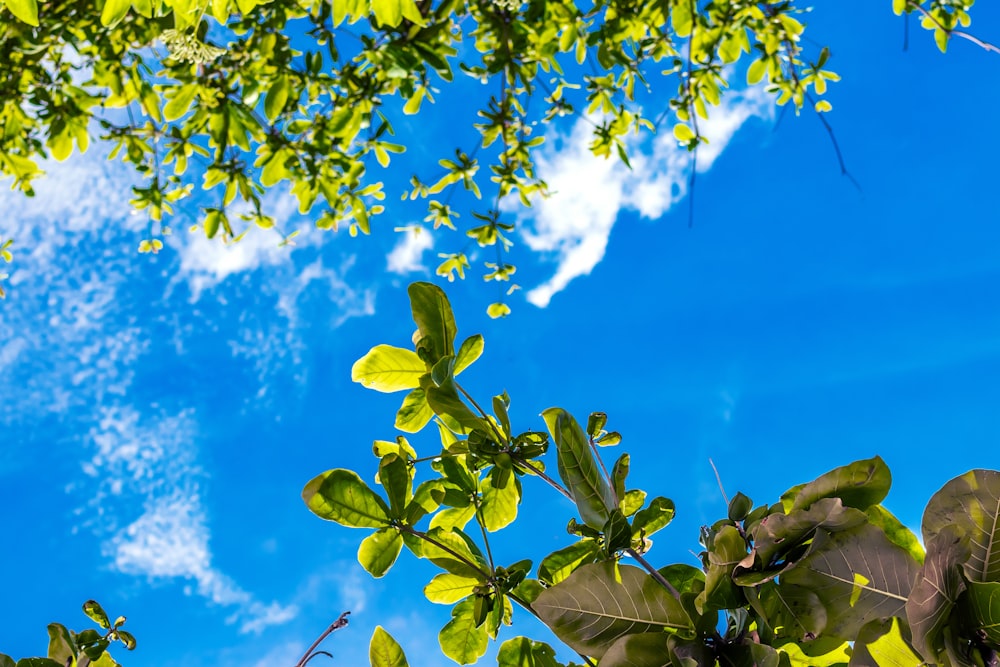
top-left (100, 0), bottom-right (131, 26)
top-left (3, 0), bottom-right (39, 25)
top-left (424, 573), bottom-right (479, 604)
top-left (370, 626), bottom-right (409, 667)
top-left (358, 527), bottom-right (403, 577)
top-left (486, 302), bottom-right (510, 319)
top-left (352, 344), bottom-right (426, 393)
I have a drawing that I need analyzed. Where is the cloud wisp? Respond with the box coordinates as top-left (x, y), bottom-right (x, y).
top-left (513, 88), bottom-right (772, 307)
top-left (387, 226), bottom-right (434, 274)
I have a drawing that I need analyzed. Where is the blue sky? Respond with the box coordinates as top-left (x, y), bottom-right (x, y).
top-left (3, 3), bottom-right (1000, 665)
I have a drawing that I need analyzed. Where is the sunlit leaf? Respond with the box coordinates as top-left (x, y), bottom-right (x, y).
top-left (370, 626), bottom-right (409, 667)
top-left (302, 469), bottom-right (391, 528)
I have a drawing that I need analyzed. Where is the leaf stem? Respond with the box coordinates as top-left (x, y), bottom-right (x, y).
top-left (400, 525), bottom-right (492, 581)
top-left (454, 381), bottom-right (508, 445)
top-left (511, 459), bottom-right (573, 502)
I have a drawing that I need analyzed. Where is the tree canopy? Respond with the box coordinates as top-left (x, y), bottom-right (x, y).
top-left (0, 0), bottom-right (988, 306)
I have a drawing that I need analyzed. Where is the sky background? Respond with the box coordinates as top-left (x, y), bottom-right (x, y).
top-left (3, 2), bottom-right (1000, 665)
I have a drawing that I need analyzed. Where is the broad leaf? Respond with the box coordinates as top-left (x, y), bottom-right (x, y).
top-left (495, 637), bottom-right (560, 667)
top-left (83, 601), bottom-right (111, 629)
top-left (784, 456), bottom-right (891, 512)
top-left (406, 527), bottom-right (488, 580)
top-left (759, 582), bottom-right (827, 640)
top-left (439, 597), bottom-right (488, 665)
top-left (534, 562), bottom-right (692, 658)
top-left (781, 523), bottom-right (919, 639)
top-left (424, 380), bottom-right (486, 434)
top-left (600, 632), bottom-right (671, 667)
top-left (100, 0), bottom-right (131, 26)
top-left (352, 345), bottom-right (425, 393)
top-left (371, 0), bottom-right (424, 28)
top-left (358, 527), bottom-right (403, 577)
top-left (424, 573), bottom-right (479, 604)
top-left (921, 469), bottom-right (1000, 582)
top-left (3, 0), bottom-right (39, 24)
top-left (906, 525), bottom-right (969, 663)
top-left (370, 626), bottom-right (408, 667)
top-left (302, 469), bottom-right (391, 528)
top-left (481, 472), bottom-right (519, 531)
top-left (850, 618), bottom-right (922, 667)
top-left (395, 388), bottom-right (434, 433)
top-left (409, 282), bottom-right (457, 362)
top-left (541, 408), bottom-right (614, 531)
top-left (866, 505), bottom-right (925, 565)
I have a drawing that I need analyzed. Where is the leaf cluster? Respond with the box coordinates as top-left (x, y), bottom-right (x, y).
top-left (1, 0), bottom-right (979, 308)
top-left (305, 281), bottom-right (1000, 667)
top-left (1, 600), bottom-right (136, 667)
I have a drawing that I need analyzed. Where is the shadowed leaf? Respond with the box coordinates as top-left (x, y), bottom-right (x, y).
top-left (542, 408), bottom-right (615, 531)
top-left (535, 562), bottom-right (692, 658)
top-left (783, 456), bottom-right (891, 512)
top-left (922, 469), bottom-right (1000, 583)
top-left (906, 525), bottom-right (969, 663)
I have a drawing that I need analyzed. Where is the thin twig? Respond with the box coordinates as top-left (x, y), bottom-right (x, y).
top-left (804, 92), bottom-right (862, 192)
top-left (708, 458), bottom-right (729, 506)
top-left (294, 612), bottom-right (350, 667)
top-left (511, 459), bottom-right (573, 501)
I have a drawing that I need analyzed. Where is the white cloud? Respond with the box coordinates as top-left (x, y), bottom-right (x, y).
top-left (514, 88), bottom-right (772, 307)
top-left (387, 226), bottom-right (434, 274)
top-left (86, 406), bottom-right (298, 635)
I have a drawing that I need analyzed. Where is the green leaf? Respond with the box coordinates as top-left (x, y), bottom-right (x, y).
top-left (0, 654), bottom-right (14, 667)
top-left (744, 498), bottom-right (867, 570)
top-left (371, 0), bottom-right (424, 27)
top-left (599, 632), bottom-right (672, 667)
top-left (759, 582), bottom-right (827, 639)
top-left (3, 0), bottom-right (38, 24)
top-left (408, 527), bottom-right (488, 580)
top-left (783, 456), bottom-right (892, 512)
top-left (370, 626), bottom-right (408, 667)
top-left (921, 469), bottom-right (1000, 582)
top-left (781, 523), bottom-right (920, 639)
top-left (352, 345), bottom-right (426, 393)
top-left (538, 540), bottom-right (601, 586)
top-left (395, 388), bottom-right (434, 433)
top-left (534, 562), bottom-right (693, 658)
top-left (673, 123), bottom-right (695, 142)
top-left (100, 0), bottom-right (131, 26)
top-left (15, 660), bottom-right (63, 667)
top-left (439, 597), bottom-right (489, 665)
top-left (409, 282), bottom-right (457, 363)
top-left (424, 380), bottom-right (485, 434)
top-left (163, 85), bottom-right (198, 121)
top-left (379, 454), bottom-right (412, 517)
top-left (541, 408), bottom-right (615, 531)
top-left (424, 573), bottom-right (479, 604)
top-left (302, 469), bottom-right (391, 527)
top-left (850, 617), bottom-right (923, 667)
top-left (454, 334), bottom-right (484, 375)
top-left (728, 492), bottom-right (753, 522)
top-left (495, 637), bottom-right (560, 667)
top-left (264, 76), bottom-right (290, 122)
top-left (358, 527), bottom-right (403, 578)
top-left (83, 600), bottom-right (112, 629)
top-left (964, 580), bottom-right (1000, 645)
top-left (698, 524), bottom-right (746, 612)
top-left (481, 471), bottom-right (519, 531)
top-left (905, 525), bottom-right (970, 664)
top-left (776, 638), bottom-right (852, 667)
top-left (866, 505), bottom-right (925, 565)
top-left (46, 624), bottom-right (75, 665)
top-left (632, 497), bottom-right (676, 539)
top-left (892, 0), bottom-right (906, 15)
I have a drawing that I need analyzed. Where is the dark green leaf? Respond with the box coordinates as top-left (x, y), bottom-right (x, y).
top-left (379, 454), bottom-right (412, 517)
top-left (599, 632), bottom-right (672, 667)
top-left (538, 540), bottom-right (601, 586)
top-left (728, 492), bottom-right (753, 522)
top-left (783, 456), bottom-right (891, 512)
top-left (921, 469), bottom-right (1000, 582)
top-left (408, 282), bottom-right (457, 363)
top-left (535, 562), bottom-right (692, 658)
top-left (782, 523), bottom-right (920, 639)
top-left (632, 497), bottom-right (675, 538)
top-left (46, 623), bottom-right (75, 664)
top-left (905, 525), bottom-right (970, 664)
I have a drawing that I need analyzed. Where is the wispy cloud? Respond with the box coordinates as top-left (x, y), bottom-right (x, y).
top-left (513, 88), bottom-right (772, 307)
top-left (83, 405), bottom-right (298, 634)
top-left (387, 226), bottom-right (434, 274)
